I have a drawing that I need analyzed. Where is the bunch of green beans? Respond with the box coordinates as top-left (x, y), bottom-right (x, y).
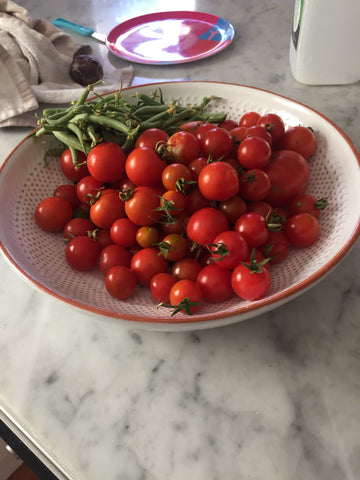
top-left (32, 82), bottom-right (227, 165)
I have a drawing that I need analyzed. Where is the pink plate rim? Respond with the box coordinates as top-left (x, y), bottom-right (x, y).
top-left (106, 11), bottom-right (235, 65)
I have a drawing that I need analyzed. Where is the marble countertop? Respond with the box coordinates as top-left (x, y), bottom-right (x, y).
top-left (1, 1), bottom-right (360, 479)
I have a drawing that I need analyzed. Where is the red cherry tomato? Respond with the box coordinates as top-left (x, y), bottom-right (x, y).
top-left (125, 186), bottom-right (162, 226)
top-left (87, 142), bottom-right (126, 183)
top-left (34, 197), bottom-right (73, 232)
top-left (110, 217), bottom-right (138, 247)
top-left (150, 273), bottom-right (177, 304)
top-left (63, 217), bottom-right (94, 241)
top-left (257, 113), bottom-right (285, 147)
top-left (171, 257), bottom-right (203, 282)
top-left (53, 184), bottom-right (80, 210)
top-left (169, 279), bottom-right (203, 314)
top-left (209, 230), bottom-right (249, 270)
top-left (201, 127), bottom-right (234, 160)
top-left (125, 147), bottom-right (167, 187)
top-left (284, 213), bottom-right (320, 248)
top-left (60, 149), bottom-right (89, 182)
top-left (231, 260), bottom-right (271, 301)
top-left (197, 264), bottom-right (233, 302)
top-left (98, 244), bottom-right (132, 275)
top-left (237, 136), bottom-right (272, 170)
top-left (130, 247), bottom-right (168, 286)
top-left (238, 168), bottom-right (271, 202)
top-left (135, 128), bottom-right (169, 150)
top-left (264, 150), bottom-right (310, 206)
top-left (234, 213), bottom-right (270, 247)
top-left (105, 266), bottom-right (137, 300)
top-left (198, 161), bottom-right (239, 201)
top-left (65, 236), bottom-right (99, 271)
top-left (166, 131), bottom-right (201, 165)
top-left (279, 125), bottom-right (317, 159)
top-left (90, 190), bottom-right (125, 229)
top-left (239, 111), bottom-right (261, 127)
top-left (186, 207), bottom-right (229, 247)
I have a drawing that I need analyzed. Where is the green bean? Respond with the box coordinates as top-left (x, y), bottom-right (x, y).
top-left (133, 104), bottom-right (169, 118)
top-left (51, 130), bottom-right (84, 152)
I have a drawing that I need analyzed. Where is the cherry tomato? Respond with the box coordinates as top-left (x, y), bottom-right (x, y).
top-left (188, 156), bottom-right (208, 180)
top-left (110, 217), bottom-right (138, 247)
top-left (257, 113), bottom-right (285, 147)
top-left (166, 131), bottom-right (201, 165)
top-left (156, 233), bottom-right (187, 262)
top-left (76, 175), bottom-right (103, 205)
top-left (171, 257), bottom-right (202, 281)
top-left (161, 163), bottom-right (193, 191)
top-left (135, 128), bottom-right (169, 150)
top-left (63, 217), bottom-right (94, 241)
top-left (197, 264), bottom-right (233, 302)
top-left (201, 127), bottom-right (234, 160)
top-left (35, 197), bottom-right (73, 232)
top-left (193, 123), bottom-right (217, 143)
top-left (262, 231), bottom-right (289, 264)
top-left (237, 136), bottom-right (272, 170)
top-left (150, 273), bottom-right (177, 304)
top-left (198, 161), bottom-right (239, 201)
top-left (245, 125), bottom-right (273, 145)
top-left (218, 119), bottom-right (238, 131)
top-left (279, 125), bottom-right (317, 159)
top-left (238, 168), bottom-right (271, 202)
top-left (209, 230), bottom-right (249, 269)
top-left (125, 147), bottom-right (167, 187)
top-left (98, 244), bottom-right (132, 275)
top-left (90, 190), bottom-right (125, 229)
top-left (229, 126), bottom-right (248, 145)
top-left (239, 111), bottom-right (261, 127)
top-left (87, 142), bottom-right (126, 183)
top-left (169, 279), bottom-right (203, 314)
top-left (136, 226), bottom-right (160, 248)
top-left (53, 184), bottom-right (80, 210)
top-left (264, 150), bottom-right (310, 206)
top-left (187, 207), bottom-right (229, 247)
top-left (160, 190), bottom-right (186, 216)
top-left (130, 247), bottom-right (168, 286)
top-left (287, 194), bottom-right (327, 218)
top-left (231, 259), bottom-right (271, 301)
top-left (65, 236), bottom-right (99, 271)
top-left (105, 266), bottom-right (137, 300)
top-left (234, 213), bottom-right (270, 247)
top-left (125, 186), bottom-right (162, 226)
top-left (185, 188), bottom-right (211, 215)
top-left (60, 149), bottom-right (89, 182)
top-left (218, 195), bottom-right (247, 224)
top-left (246, 200), bottom-right (273, 218)
top-left (93, 229), bottom-right (114, 250)
top-left (161, 211), bottom-right (189, 236)
top-left (284, 213), bottom-right (319, 248)
top-left (178, 120), bottom-right (204, 134)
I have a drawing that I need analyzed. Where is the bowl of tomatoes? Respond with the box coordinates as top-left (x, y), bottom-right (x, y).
top-left (1, 81), bottom-right (359, 330)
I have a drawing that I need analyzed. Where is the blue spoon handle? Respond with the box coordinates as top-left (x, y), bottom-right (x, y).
top-left (52, 18), bottom-right (94, 36)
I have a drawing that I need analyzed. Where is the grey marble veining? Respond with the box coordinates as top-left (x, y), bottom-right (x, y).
top-left (0, 1), bottom-right (359, 479)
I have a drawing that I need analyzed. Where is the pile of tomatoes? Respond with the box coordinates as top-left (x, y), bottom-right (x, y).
top-left (34, 108), bottom-right (326, 315)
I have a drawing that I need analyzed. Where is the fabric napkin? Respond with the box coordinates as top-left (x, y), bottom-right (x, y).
top-left (0, 0), bottom-right (133, 127)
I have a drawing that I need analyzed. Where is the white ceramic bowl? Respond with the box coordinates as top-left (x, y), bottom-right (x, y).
top-left (1, 81), bottom-right (360, 330)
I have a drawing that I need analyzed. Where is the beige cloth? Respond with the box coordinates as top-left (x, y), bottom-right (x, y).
top-left (0, 0), bottom-right (133, 127)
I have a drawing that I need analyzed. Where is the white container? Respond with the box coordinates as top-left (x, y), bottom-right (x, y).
top-left (290, 0), bottom-right (360, 85)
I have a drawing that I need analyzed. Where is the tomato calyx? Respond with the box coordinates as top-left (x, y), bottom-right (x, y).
top-left (241, 248), bottom-right (270, 274)
top-left (155, 196), bottom-right (179, 224)
top-left (265, 212), bottom-right (286, 232)
top-left (206, 242), bottom-right (230, 261)
top-left (175, 177), bottom-right (196, 194)
top-left (314, 197), bottom-right (328, 211)
top-left (157, 297), bottom-right (201, 316)
top-left (119, 188), bottom-right (134, 201)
